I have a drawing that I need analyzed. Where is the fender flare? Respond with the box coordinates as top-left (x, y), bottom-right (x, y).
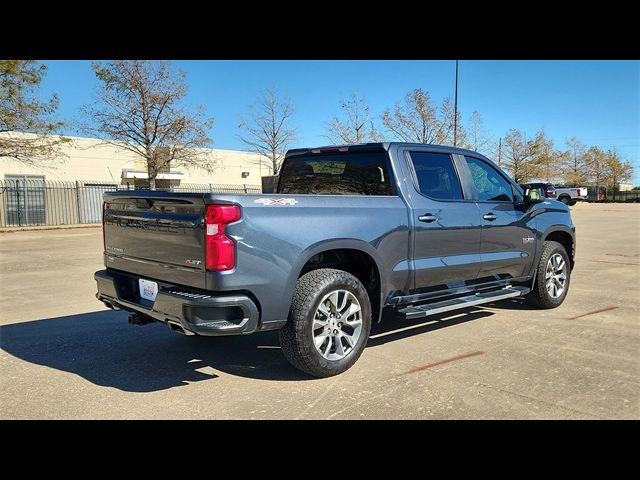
top-left (283, 239), bottom-right (388, 322)
top-left (530, 225), bottom-right (576, 285)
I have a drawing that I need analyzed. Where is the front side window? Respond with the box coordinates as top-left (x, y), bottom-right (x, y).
top-left (408, 152), bottom-right (464, 200)
top-left (464, 156), bottom-right (514, 202)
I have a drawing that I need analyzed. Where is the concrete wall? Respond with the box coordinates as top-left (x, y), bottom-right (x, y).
top-left (0, 134), bottom-right (268, 186)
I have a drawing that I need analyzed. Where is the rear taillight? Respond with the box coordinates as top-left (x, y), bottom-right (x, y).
top-left (205, 204), bottom-right (241, 271)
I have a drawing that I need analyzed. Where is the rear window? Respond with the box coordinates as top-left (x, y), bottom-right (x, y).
top-left (278, 152), bottom-right (394, 195)
top-left (408, 152), bottom-right (464, 200)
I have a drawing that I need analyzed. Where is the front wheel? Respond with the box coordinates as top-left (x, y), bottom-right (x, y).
top-left (279, 268), bottom-right (372, 377)
top-left (526, 241), bottom-right (571, 309)
top-left (559, 196), bottom-right (570, 205)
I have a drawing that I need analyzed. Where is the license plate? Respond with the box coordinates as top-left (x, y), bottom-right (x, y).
top-left (139, 279), bottom-right (158, 301)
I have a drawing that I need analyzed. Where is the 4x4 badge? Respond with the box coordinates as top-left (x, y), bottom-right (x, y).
top-left (254, 198), bottom-right (298, 206)
top-left (523, 237), bottom-right (535, 244)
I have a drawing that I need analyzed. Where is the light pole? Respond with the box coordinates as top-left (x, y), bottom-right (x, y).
top-left (453, 60), bottom-right (459, 147)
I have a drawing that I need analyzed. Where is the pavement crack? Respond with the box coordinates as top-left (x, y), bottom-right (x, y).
top-left (295, 377), bottom-right (340, 420)
top-left (476, 382), bottom-right (606, 419)
top-left (326, 380), bottom-right (409, 419)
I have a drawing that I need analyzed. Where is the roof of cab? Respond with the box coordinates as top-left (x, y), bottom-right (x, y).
top-left (285, 142), bottom-right (486, 158)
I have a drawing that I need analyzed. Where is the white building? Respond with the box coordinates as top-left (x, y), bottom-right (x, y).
top-left (0, 133), bottom-right (270, 187)
top-left (0, 133), bottom-right (273, 227)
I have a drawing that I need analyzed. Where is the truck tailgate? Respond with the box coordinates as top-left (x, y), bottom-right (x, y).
top-left (103, 191), bottom-right (207, 289)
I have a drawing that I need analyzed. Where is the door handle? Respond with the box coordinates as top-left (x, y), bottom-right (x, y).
top-left (419, 214), bottom-right (438, 223)
top-left (483, 213), bottom-right (497, 221)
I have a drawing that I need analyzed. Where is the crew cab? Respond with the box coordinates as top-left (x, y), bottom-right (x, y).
top-left (95, 143), bottom-right (576, 377)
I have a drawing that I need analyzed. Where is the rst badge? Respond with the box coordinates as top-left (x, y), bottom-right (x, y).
top-left (254, 198), bottom-right (298, 206)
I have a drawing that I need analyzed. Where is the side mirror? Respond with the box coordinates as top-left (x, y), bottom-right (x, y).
top-left (524, 187), bottom-right (544, 205)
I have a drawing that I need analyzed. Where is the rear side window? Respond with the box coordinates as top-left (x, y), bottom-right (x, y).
top-left (408, 152), bottom-right (463, 200)
top-left (278, 152), bottom-right (394, 195)
top-left (464, 156), bottom-right (514, 202)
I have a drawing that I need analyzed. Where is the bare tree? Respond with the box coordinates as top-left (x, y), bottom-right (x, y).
top-left (79, 60), bottom-right (213, 190)
top-left (0, 60), bottom-right (69, 168)
top-left (239, 88), bottom-right (296, 176)
top-left (501, 129), bottom-right (536, 183)
top-left (467, 111), bottom-right (492, 154)
top-left (325, 94), bottom-right (381, 144)
top-left (439, 96), bottom-right (467, 147)
top-left (562, 136), bottom-right (588, 186)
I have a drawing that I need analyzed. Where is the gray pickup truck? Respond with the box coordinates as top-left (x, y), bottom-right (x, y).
top-left (95, 143), bottom-right (575, 377)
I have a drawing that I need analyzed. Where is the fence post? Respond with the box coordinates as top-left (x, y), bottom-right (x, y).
top-left (75, 181), bottom-right (82, 224)
top-left (243, 184), bottom-right (248, 193)
top-left (15, 179), bottom-right (21, 227)
top-left (209, 183), bottom-right (212, 193)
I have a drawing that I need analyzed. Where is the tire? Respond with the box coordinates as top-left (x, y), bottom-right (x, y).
top-left (569, 200), bottom-right (577, 206)
top-left (559, 195), bottom-right (570, 205)
top-left (526, 241), bottom-right (571, 309)
top-left (279, 268), bottom-right (372, 377)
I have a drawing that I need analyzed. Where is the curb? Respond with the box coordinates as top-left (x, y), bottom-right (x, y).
top-left (0, 224), bottom-right (102, 233)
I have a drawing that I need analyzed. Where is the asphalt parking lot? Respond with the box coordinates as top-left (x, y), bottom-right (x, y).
top-left (1, 203), bottom-right (638, 419)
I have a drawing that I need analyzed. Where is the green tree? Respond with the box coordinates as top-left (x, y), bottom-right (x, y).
top-left (604, 150), bottom-right (633, 201)
top-left (80, 60), bottom-right (214, 190)
top-left (0, 60), bottom-right (69, 168)
top-left (381, 88), bottom-right (466, 147)
top-left (325, 94), bottom-right (381, 144)
top-left (529, 130), bottom-right (564, 183)
top-left (584, 146), bottom-right (609, 201)
top-left (501, 129), bottom-right (536, 183)
top-left (381, 88), bottom-right (441, 143)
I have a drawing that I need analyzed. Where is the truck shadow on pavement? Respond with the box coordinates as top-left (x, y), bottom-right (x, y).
top-left (0, 306), bottom-right (496, 392)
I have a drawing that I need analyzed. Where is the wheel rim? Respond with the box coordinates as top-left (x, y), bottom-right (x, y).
top-left (545, 253), bottom-right (567, 299)
top-left (312, 289), bottom-right (363, 361)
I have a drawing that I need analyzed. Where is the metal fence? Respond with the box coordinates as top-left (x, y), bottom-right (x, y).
top-left (0, 179), bottom-right (262, 228)
top-left (608, 190), bottom-right (640, 203)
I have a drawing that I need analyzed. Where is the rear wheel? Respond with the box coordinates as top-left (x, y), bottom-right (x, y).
top-left (569, 200), bottom-right (577, 206)
top-left (526, 241), bottom-right (571, 309)
top-left (559, 195), bottom-right (570, 205)
top-left (279, 268), bottom-right (372, 377)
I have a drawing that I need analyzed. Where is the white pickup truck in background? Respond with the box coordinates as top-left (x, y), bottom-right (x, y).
top-left (555, 186), bottom-right (589, 205)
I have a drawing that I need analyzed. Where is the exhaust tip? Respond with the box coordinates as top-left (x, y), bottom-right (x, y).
top-left (167, 321), bottom-right (194, 335)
